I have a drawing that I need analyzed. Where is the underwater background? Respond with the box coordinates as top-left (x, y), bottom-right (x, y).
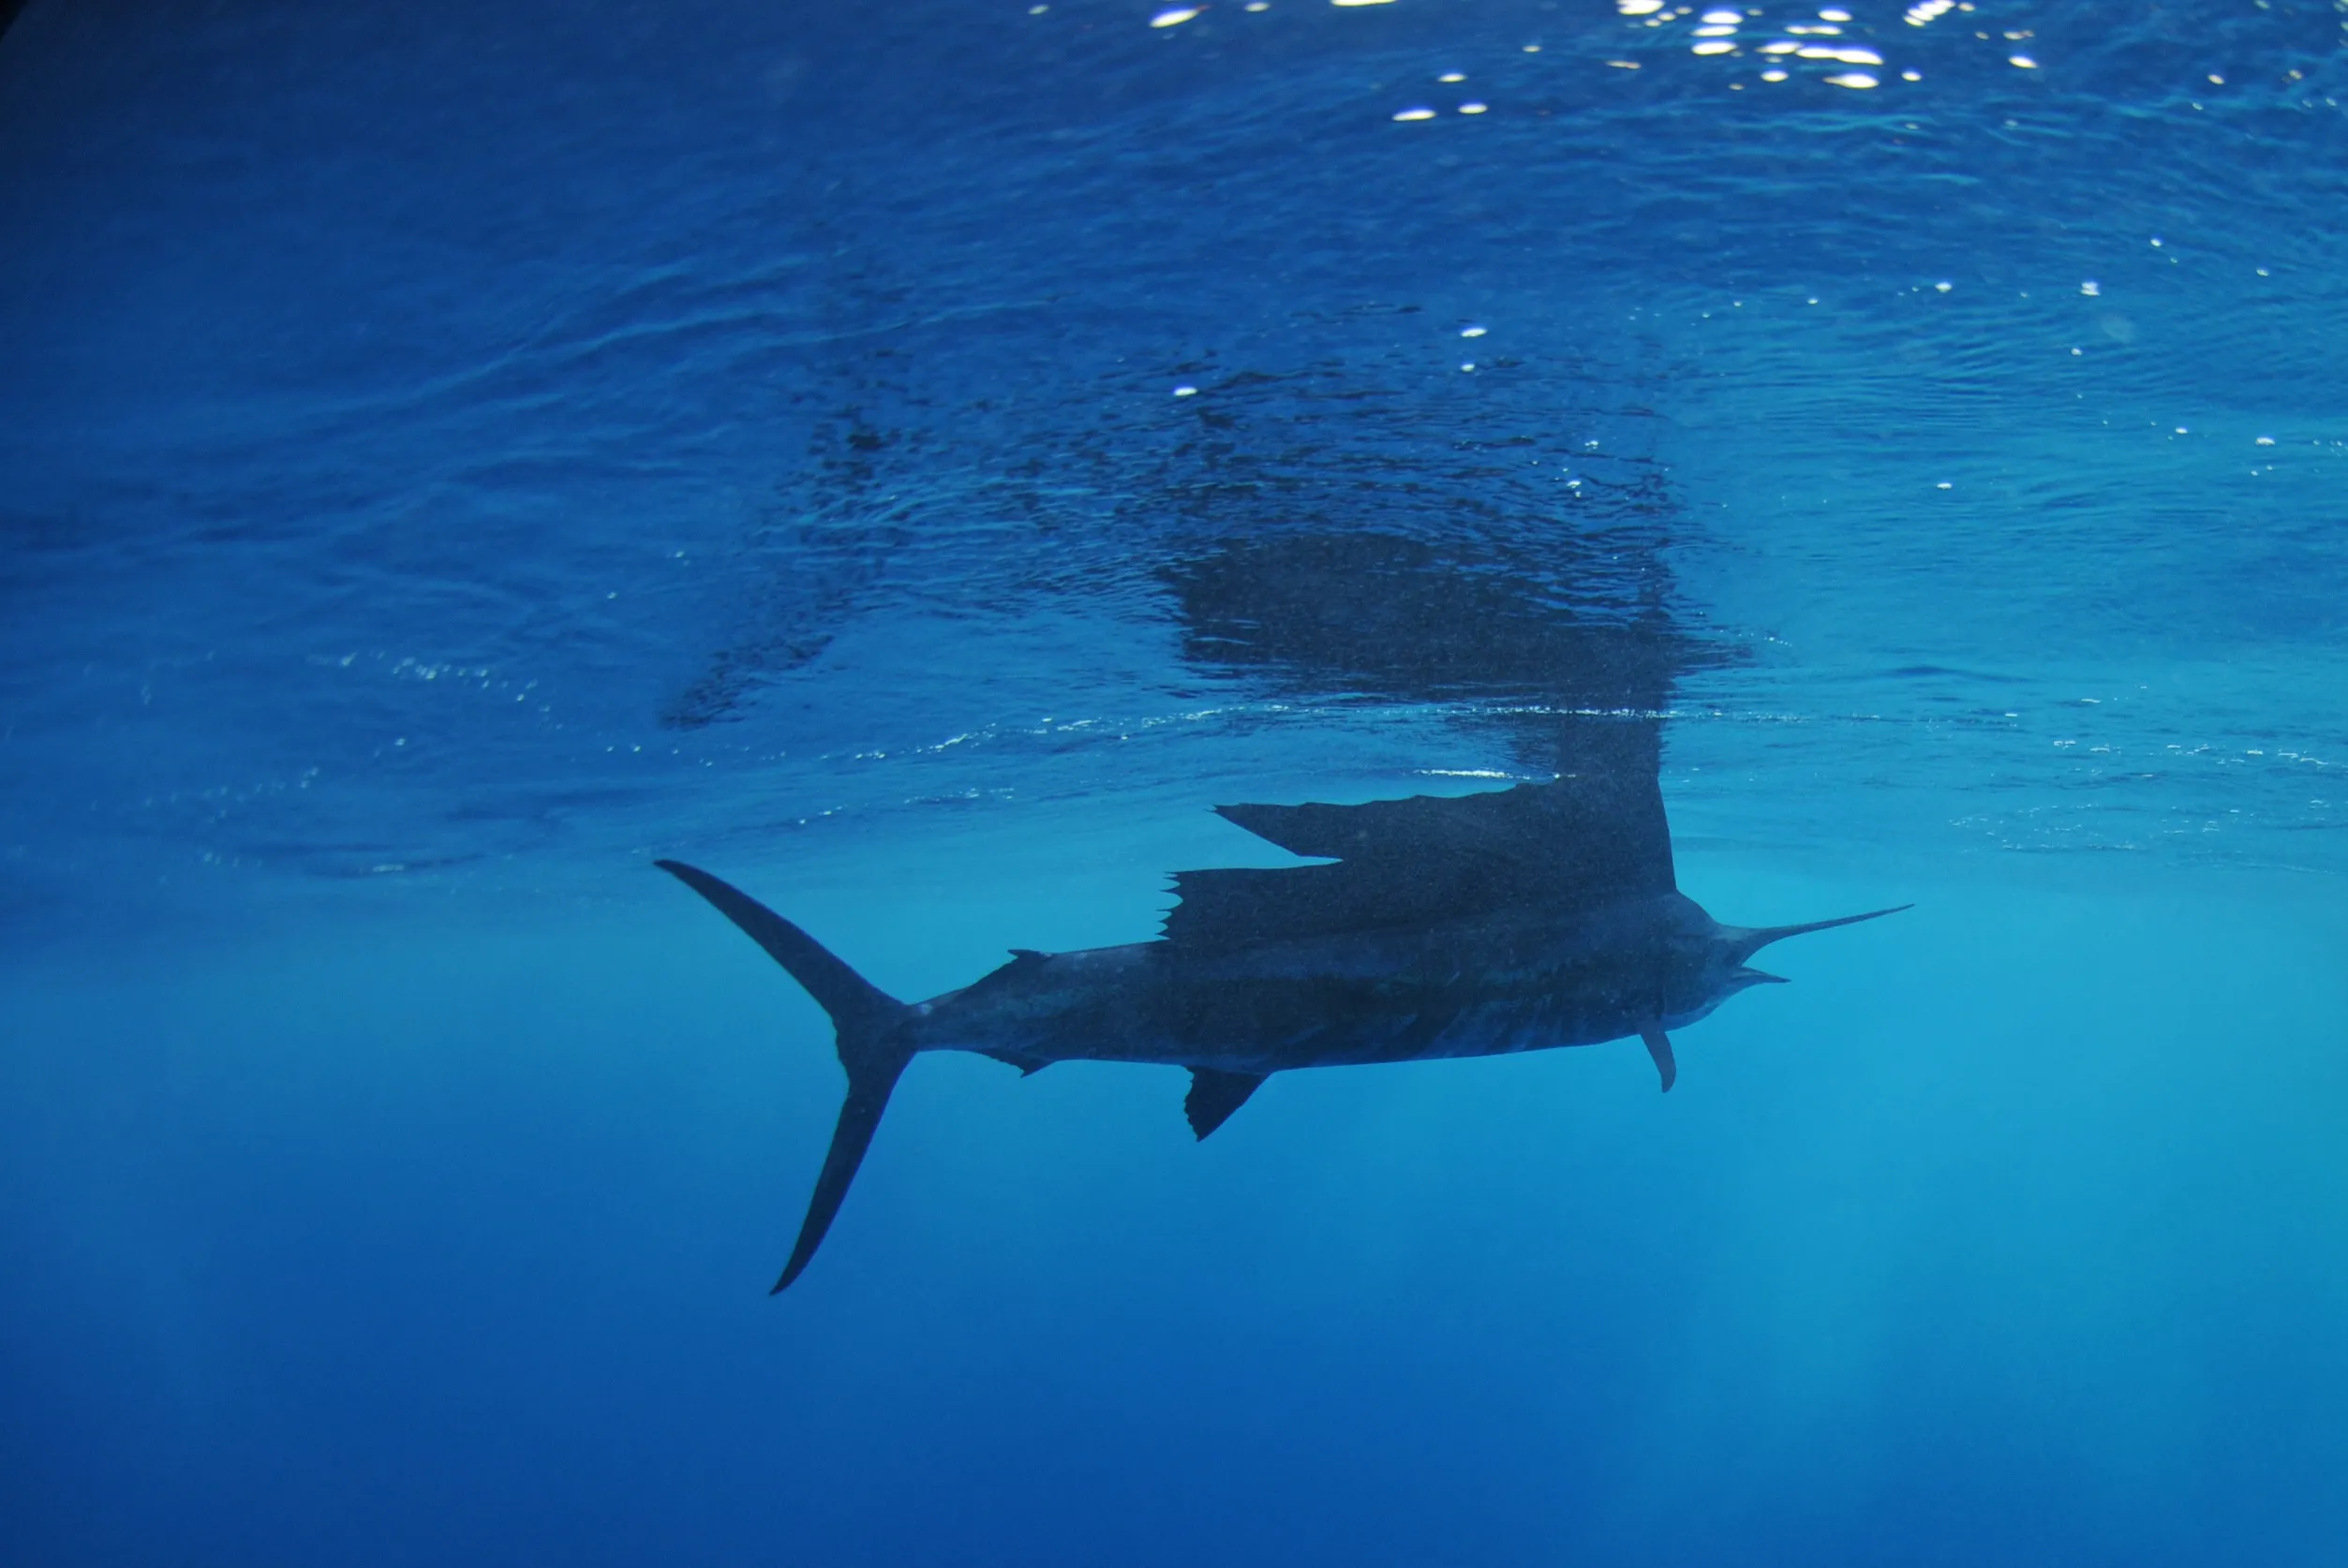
top-left (4, 0), bottom-right (2347, 1561)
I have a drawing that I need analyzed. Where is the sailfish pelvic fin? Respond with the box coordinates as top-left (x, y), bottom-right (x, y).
top-left (1640, 1026), bottom-right (1676, 1093)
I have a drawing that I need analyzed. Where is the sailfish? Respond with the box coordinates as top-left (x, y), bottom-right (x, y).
top-left (657, 774), bottom-right (1905, 1292)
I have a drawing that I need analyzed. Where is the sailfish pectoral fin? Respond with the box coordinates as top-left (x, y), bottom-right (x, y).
top-left (1640, 1026), bottom-right (1676, 1093)
top-left (1184, 1068), bottom-right (1269, 1140)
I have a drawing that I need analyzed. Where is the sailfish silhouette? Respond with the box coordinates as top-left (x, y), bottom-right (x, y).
top-left (659, 533), bottom-right (1903, 1292)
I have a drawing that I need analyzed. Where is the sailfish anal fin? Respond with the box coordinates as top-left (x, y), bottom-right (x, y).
top-left (981, 1049), bottom-right (1052, 1076)
top-left (1184, 1068), bottom-right (1268, 1139)
top-left (1640, 1026), bottom-right (1676, 1093)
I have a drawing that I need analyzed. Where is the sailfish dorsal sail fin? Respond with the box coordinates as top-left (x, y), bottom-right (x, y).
top-left (1164, 777), bottom-right (1674, 951)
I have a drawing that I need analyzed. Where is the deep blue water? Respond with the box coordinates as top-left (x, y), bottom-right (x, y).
top-left (4, 0), bottom-right (2347, 1563)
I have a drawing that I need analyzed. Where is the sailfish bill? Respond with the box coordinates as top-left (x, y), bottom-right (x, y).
top-left (1729, 904), bottom-right (1914, 964)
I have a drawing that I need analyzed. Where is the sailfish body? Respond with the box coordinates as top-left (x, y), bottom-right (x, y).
top-left (903, 892), bottom-right (1774, 1073)
top-left (657, 777), bottom-right (1905, 1293)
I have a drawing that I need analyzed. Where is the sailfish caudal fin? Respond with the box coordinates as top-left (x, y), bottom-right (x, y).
top-left (656, 860), bottom-right (914, 1294)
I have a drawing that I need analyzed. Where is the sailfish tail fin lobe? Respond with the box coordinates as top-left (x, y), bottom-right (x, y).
top-left (656, 860), bottom-right (914, 1293)
top-left (1731, 903), bottom-right (1913, 962)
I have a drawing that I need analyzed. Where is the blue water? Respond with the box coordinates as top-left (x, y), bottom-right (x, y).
top-left (4, 0), bottom-right (2347, 1562)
